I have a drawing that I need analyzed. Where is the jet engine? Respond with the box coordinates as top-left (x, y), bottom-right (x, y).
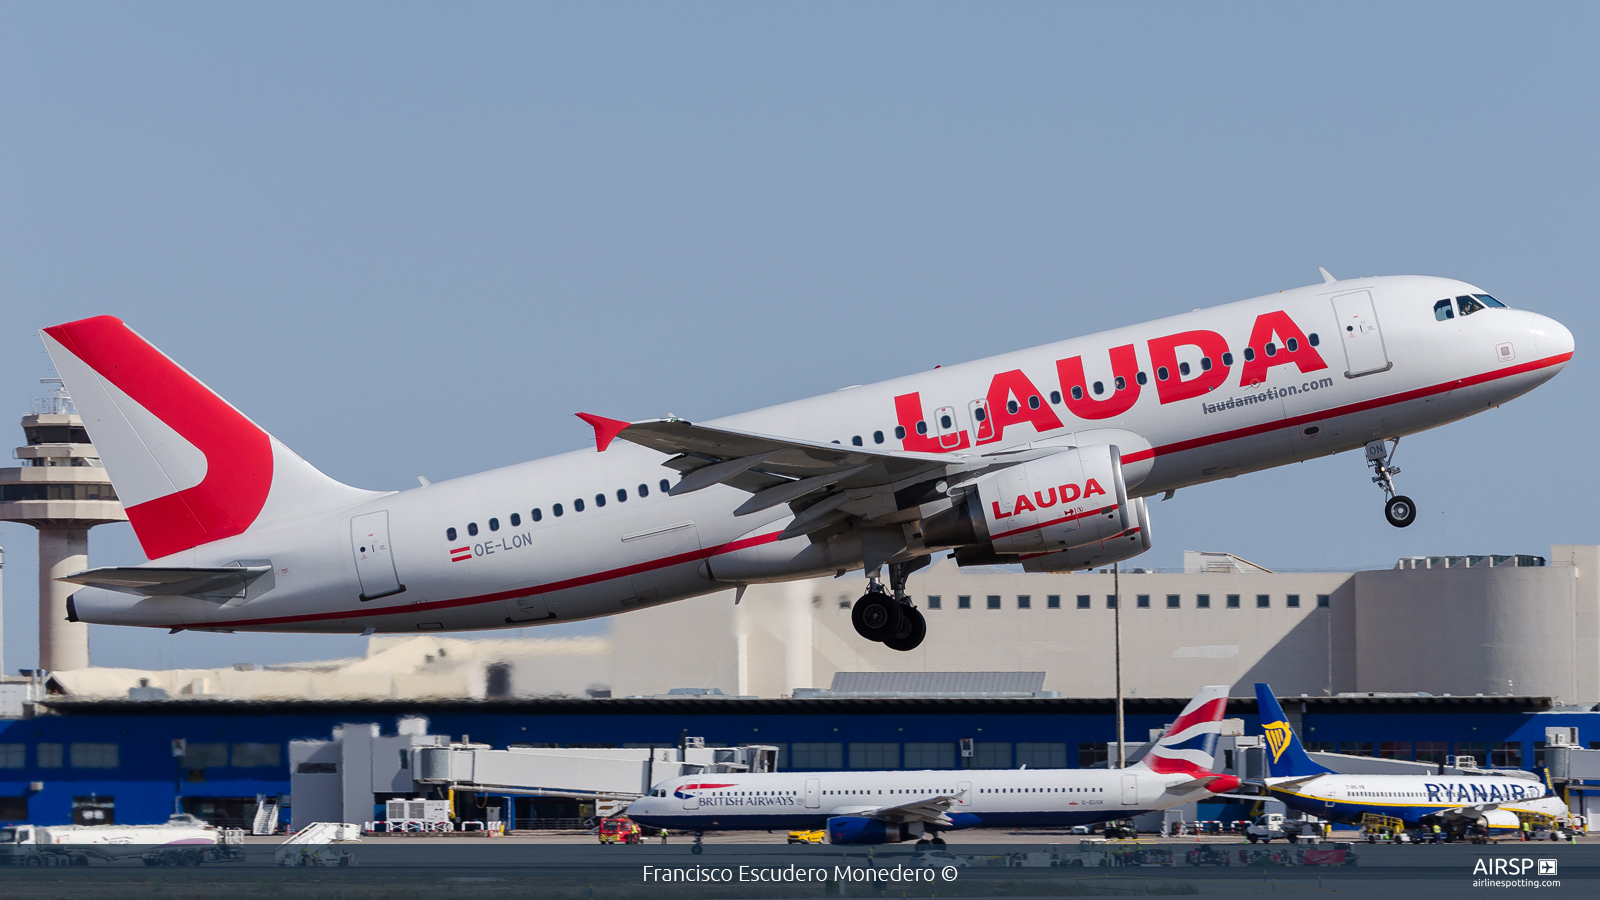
top-left (922, 444), bottom-right (1149, 569)
top-left (1022, 496), bottom-right (1152, 573)
top-left (826, 816), bottom-right (913, 844)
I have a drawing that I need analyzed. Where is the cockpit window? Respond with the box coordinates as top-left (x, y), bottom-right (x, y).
top-left (1456, 295), bottom-right (1485, 317)
top-left (1473, 293), bottom-right (1507, 308)
top-left (1433, 299), bottom-right (1454, 321)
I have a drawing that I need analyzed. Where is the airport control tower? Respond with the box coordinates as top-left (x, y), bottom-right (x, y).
top-left (0, 380), bottom-right (126, 672)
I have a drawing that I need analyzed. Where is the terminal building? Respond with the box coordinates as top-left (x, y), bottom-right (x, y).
top-left (0, 544), bottom-right (1597, 829)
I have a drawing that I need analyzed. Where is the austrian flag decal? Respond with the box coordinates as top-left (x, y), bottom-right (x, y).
top-left (450, 546), bottom-right (471, 562)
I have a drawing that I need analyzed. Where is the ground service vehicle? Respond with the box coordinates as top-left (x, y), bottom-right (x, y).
top-left (788, 829), bottom-right (825, 844)
top-left (0, 815), bottom-right (243, 866)
top-left (598, 817), bottom-right (642, 844)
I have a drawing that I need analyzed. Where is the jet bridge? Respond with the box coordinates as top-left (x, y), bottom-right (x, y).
top-left (414, 740), bottom-right (778, 803)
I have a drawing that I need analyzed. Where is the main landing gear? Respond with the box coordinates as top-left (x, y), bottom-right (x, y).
top-left (851, 558), bottom-right (928, 652)
top-left (1366, 438), bottom-right (1416, 528)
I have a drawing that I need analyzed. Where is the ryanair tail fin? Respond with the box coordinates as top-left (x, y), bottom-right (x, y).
top-left (1253, 683), bottom-right (1333, 778)
top-left (42, 316), bottom-right (381, 561)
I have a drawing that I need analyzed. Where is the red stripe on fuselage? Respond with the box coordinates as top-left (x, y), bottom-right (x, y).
top-left (1121, 352), bottom-right (1572, 465)
top-left (176, 529), bottom-right (787, 630)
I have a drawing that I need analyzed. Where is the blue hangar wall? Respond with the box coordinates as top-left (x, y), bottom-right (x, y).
top-left (0, 695), bottom-right (1588, 826)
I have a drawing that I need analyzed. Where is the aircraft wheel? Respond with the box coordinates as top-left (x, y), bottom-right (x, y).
top-left (1385, 495), bottom-right (1416, 528)
top-left (883, 606), bottom-right (926, 652)
top-left (690, 843), bottom-right (703, 856)
top-left (852, 592), bottom-right (904, 641)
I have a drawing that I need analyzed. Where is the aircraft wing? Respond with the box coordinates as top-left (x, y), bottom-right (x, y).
top-left (856, 795), bottom-right (959, 826)
top-left (1425, 802), bottom-right (1509, 822)
top-left (577, 414), bottom-right (1066, 542)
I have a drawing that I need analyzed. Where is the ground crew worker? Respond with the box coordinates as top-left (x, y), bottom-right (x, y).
top-left (1521, 820), bottom-right (1531, 841)
top-left (659, 828), bottom-right (669, 845)
top-left (1431, 823), bottom-right (1442, 843)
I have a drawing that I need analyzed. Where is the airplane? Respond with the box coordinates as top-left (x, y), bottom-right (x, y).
top-left (44, 273), bottom-right (1572, 650)
top-left (625, 685), bottom-right (1240, 847)
top-left (1252, 683), bottom-right (1569, 836)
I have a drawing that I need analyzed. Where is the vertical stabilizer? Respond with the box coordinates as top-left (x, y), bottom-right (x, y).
top-left (1137, 685), bottom-right (1230, 775)
top-left (41, 316), bottom-right (381, 560)
top-left (1253, 683), bottom-right (1334, 777)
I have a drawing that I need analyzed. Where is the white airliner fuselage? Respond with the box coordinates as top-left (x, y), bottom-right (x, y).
top-left (46, 275), bottom-right (1572, 643)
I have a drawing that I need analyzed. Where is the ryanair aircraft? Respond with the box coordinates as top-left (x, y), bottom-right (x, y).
top-left (1254, 683), bottom-right (1569, 835)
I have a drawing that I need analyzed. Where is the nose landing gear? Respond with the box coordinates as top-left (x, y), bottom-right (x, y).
top-left (1366, 438), bottom-right (1416, 528)
top-left (851, 557), bottom-right (929, 650)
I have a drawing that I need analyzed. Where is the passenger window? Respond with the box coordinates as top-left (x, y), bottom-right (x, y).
top-left (1457, 295), bottom-right (1485, 316)
top-left (1136, 371), bottom-right (1148, 385)
top-left (1243, 347), bottom-right (1256, 361)
top-left (659, 479), bottom-right (671, 493)
top-left (1286, 338), bottom-right (1298, 352)
top-left (873, 430), bottom-right (884, 444)
top-left (1308, 333), bottom-right (1319, 346)
top-left (972, 407), bottom-right (986, 422)
top-left (1221, 352), bottom-right (1233, 366)
top-left (617, 488), bottom-right (627, 502)
top-left (553, 504), bottom-right (564, 517)
top-left (638, 483), bottom-right (649, 497)
top-left (510, 513), bottom-right (521, 526)
top-left (595, 493), bottom-right (606, 507)
top-left (489, 517), bottom-right (499, 532)
top-left (1474, 293), bottom-right (1507, 308)
top-left (851, 435), bottom-right (862, 446)
top-left (532, 508), bottom-right (543, 522)
top-left (468, 523), bottom-right (479, 536)
top-left (939, 414), bottom-right (952, 428)
top-left (1114, 376), bottom-right (1126, 390)
top-left (894, 425), bottom-right (906, 440)
top-left (1049, 390), bottom-right (1061, 404)
top-left (575, 498), bottom-right (585, 512)
top-left (1265, 342), bottom-right (1277, 357)
top-left (1156, 366), bottom-right (1169, 381)
top-left (1071, 386), bottom-right (1083, 400)
top-left (1092, 381), bottom-right (1104, 395)
top-left (916, 420), bottom-right (928, 435)
top-left (1006, 400), bottom-right (1019, 414)
top-left (446, 527), bottom-right (457, 542)
top-left (1199, 358), bottom-right (1211, 371)
top-left (1027, 395), bottom-right (1040, 409)
top-left (1178, 362), bottom-right (1190, 376)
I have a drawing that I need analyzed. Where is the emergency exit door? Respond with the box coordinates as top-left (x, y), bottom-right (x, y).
top-left (1331, 290), bottom-right (1392, 377)
top-left (1120, 774), bottom-right (1139, 805)
top-left (352, 511), bottom-right (405, 601)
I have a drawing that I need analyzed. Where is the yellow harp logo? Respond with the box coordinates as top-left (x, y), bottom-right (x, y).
top-left (1264, 721), bottom-right (1294, 763)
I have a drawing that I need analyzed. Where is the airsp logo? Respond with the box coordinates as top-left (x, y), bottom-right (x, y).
top-left (1264, 721), bottom-right (1294, 763)
top-left (1539, 859), bottom-right (1559, 876)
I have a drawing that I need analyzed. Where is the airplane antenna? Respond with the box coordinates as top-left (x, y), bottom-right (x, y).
top-left (1318, 267), bottom-right (1337, 284)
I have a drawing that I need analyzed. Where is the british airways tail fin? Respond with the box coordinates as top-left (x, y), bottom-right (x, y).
top-left (42, 316), bottom-right (382, 560)
top-left (1254, 683), bottom-right (1334, 778)
top-left (1136, 685), bottom-right (1230, 775)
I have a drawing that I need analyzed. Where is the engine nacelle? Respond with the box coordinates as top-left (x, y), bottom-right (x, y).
top-left (1022, 496), bottom-right (1153, 572)
top-left (923, 445), bottom-right (1131, 557)
top-left (826, 816), bottom-right (913, 844)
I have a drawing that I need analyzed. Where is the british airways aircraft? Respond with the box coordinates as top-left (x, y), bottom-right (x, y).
top-left (626, 685), bottom-right (1239, 846)
top-left (45, 274), bottom-right (1571, 650)
top-left (1253, 684), bottom-right (1569, 836)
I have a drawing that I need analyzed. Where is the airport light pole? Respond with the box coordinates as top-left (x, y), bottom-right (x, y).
top-left (1113, 562), bottom-right (1125, 769)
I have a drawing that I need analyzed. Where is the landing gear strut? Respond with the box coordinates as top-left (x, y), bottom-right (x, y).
top-left (851, 558), bottom-right (929, 651)
top-left (1366, 438), bottom-right (1416, 528)
top-left (691, 830), bottom-right (704, 855)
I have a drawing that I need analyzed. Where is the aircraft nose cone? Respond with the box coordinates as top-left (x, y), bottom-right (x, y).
top-left (1535, 314), bottom-right (1576, 359)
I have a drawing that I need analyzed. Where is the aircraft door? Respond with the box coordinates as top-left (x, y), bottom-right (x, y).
top-left (805, 778), bottom-right (821, 809)
top-left (682, 786), bottom-right (699, 810)
top-left (968, 400), bottom-right (994, 443)
top-left (351, 511), bottom-right (405, 601)
top-left (1120, 774), bottom-right (1139, 806)
top-left (957, 781), bottom-right (972, 807)
top-left (1331, 290), bottom-right (1392, 377)
top-left (934, 406), bottom-right (963, 449)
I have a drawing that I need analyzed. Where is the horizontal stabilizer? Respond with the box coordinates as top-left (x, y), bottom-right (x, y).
top-left (59, 565), bottom-right (272, 601)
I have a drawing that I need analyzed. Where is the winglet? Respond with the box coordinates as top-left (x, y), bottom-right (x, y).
top-left (576, 413), bottom-right (631, 452)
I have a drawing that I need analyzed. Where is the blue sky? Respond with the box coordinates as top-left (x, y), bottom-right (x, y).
top-left (2, 3), bottom-right (1597, 670)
